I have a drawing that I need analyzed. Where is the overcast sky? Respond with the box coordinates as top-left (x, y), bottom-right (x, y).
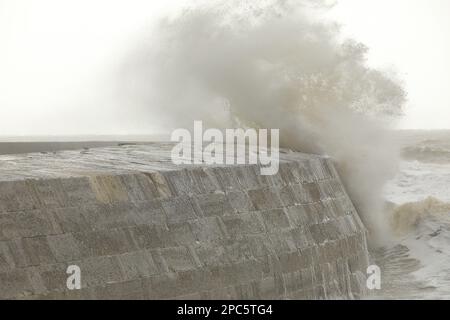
top-left (329, 0), bottom-right (450, 130)
top-left (0, 0), bottom-right (449, 136)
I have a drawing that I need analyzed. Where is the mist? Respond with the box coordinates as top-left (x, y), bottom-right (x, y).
top-left (121, 0), bottom-right (406, 242)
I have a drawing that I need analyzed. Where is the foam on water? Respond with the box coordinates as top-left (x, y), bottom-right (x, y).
top-left (378, 133), bottom-right (450, 299)
top-left (385, 161), bottom-right (450, 204)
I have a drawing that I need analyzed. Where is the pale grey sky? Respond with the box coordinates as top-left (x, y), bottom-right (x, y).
top-left (0, 0), bottom-right (449, 136)
top-left (329, 0), bottom-right (450, 129)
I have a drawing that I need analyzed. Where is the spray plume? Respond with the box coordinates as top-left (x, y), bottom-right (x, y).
top-left (122, 0), bottom-right (406, 244)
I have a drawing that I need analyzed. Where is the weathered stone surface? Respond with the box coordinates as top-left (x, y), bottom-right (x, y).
top-left (0, 210), bottom-right (59, 240)
top-left (194, 193), bottom-right (233, 217)
top-left (0, 143), bottom-right (370, 299)
top-left (0, 269), bottom-right (34, 299)
top-left (117, 250), bottom-right (159, 279)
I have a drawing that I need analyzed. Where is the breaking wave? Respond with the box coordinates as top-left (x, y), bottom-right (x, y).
top-left (402, 143), bottom-right (450, 164)
top-left (390, 197), bottom-right (450, 235)
top-left (121, 0), bottom-right (406, 242)
top-left (379, 143), bottom-right (450, 300)
top-left (376, 196), bottom-right (450, 299)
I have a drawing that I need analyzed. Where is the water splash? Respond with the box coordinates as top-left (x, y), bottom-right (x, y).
top-left (122, 0), bottom-right (406, 242)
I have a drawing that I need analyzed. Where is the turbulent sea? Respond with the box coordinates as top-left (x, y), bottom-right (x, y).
top-left (375, 130), bottom-right (450, 299)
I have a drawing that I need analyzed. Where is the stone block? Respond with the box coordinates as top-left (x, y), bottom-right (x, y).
top-left (305, 245), bottom-right (321, 264)
top-left (259, 209), bottom-right (291, 232)
top-left (234, 282), bottom-right (256, 299)
top-left (144, 273), bottom-right (181, 299)
top-left (317, 180), bottom-right (336, 201)
top-left (28, 179), bottom-right (67, 208)
top-left (321, 220), bottom-right (344, 241)
top-left (208, 259), bottom-right (264, 288)
top-left (189, 216), bottom-right (226, 243)
top-left (303, 183), bottom-right (322, 203)
top-left (233, 166), bottom-right (261, 190)
top-left (302, 203), bottom-right (321, 225)
top-left (71, 228), bottom-right (136, 257)
top-left (0, 241), bottom-right (15, 272)
top-left (51, 207), bottom-right (92, 233)
top-left (289, 227), bottom-right (314, 250)
top-left (226, 191), bottom-right (255, 213)
top-left (263, 170), bottom-right (285, 188)
top-left (0, 269), bottom-right (34, 299)
top-left (284, 205), bottom-right (308, 227)
top-left (309, 158), bottom-right (328, 181)
top-left (278, 162), bottom-right (300, 185)
top-left (248, 187), bottom-right (283, 210)
top-left (224, 240), bottom-right (256, 264)
top-left (194, 193), bottom-right (233, 217)
top-left (255, 276), bottom-right (277, 299)
top-left (167, 223), bottom-right (196, 246)
top-left (61, 177), bottom-right (97, 207)
top-left (320, 158), bottom-right (337, 179)
top-left (48, 233), bottom-right (83, 262)
top-left (33, 263), bottom-right (69, 293)
top-left (295, 161), bottom-right (316, 183)
top-left (349, 271), bottom-right (367, 299)
top-left (278, 185), bottom-right (299, 206)
top-left (282, 271), bottom-right (302, 294)
top-left (194, 244), bottom-right (230, 267)
top-left (208, 167), bottom-right (241, 191)
top-left (13, 236), bottom-right (57, 267)
top-left (149, 249), bottom-right (170, 274)
top-left (277, 251), bottom-right (303, 274)
top-left (308, 224), bottom-right (328, 245)
top-left (187, 168), bottom-right (222, 194)
top-left (312, 201), bottom-right (333, 223)
top-left (133, 200), bottom-right (167, 226)
top-left (124, 225), bottom-right (169, 250)
top-left (288, 184), bottom-right (310, 204)
top-left (144, 172), bottom-right (174, 199)
top-left (0, 181), bottom-right (38, 212)
top-left (78, 256), bottom-right (124, 287)
top-left (222, 213), bottom-right (265, 239)
top-left (119, 174), bottom-right (159, 202)
top-left (160, 246), bottom-right (197, 272)
top-left (337, 215), bottom-right (359, 235)
top-left (89, 175), bottom-right (129, 204)
top-left (267, 232), bottom-right (297, 255)
top-left (81, 203), bottom-right (139, 230)
top-left (329, 178), bottom-right (346, 197)
top-left (176, 269), bottom-right (216, 294)
top-left (117, 250), bottom-right (159, 280)
top-left (161, 196), bottom-right (198, 224)
top-left (0, 210), bottom-right (59, 240)
top-left (244, 235), bottom-right (274, 257)
top-left (162, 170), bottom-right (201, 196)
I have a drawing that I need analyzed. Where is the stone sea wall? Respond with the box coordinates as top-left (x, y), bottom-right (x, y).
top-left (0, 143), bottom-right (370, 299)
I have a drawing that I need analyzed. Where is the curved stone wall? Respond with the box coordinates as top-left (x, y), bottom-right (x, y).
top-left (0, 143), bottom-right (369, 299)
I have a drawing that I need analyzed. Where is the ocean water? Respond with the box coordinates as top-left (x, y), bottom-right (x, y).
top-left (375, 130), bottom-right (450, 299)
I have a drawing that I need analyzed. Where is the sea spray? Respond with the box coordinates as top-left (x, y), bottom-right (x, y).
top-left (121, 0), bottom-right (406, 244)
